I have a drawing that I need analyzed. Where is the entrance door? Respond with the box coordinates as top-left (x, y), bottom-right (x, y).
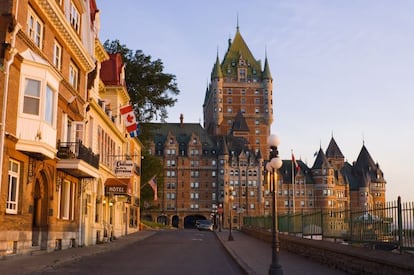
top-left (32, 179), bottom-right (48, 250)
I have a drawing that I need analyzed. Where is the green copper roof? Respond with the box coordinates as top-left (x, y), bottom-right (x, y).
top-left (221, 29), bottom-right (263, 79)
top-left (211, 55), bottom-right (223, 78)
top-left (263, 57), bottom-right (272, 79)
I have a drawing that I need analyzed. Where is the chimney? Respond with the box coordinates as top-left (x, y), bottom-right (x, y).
top-left (180, 114), bottom-right (184, 128)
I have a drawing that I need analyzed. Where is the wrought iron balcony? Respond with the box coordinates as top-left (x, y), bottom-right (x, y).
top-left (56, 140), bottom-right (100, 178)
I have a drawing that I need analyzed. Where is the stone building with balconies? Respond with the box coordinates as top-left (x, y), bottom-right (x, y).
top-left (0, 0), bottom-right (105, 255)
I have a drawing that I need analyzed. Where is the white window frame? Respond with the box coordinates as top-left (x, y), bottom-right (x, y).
top-left (69, 2), bottom-right (81, 33)
top-left (45, 85), bottom-right (55, 125)
top-left (22, 77), bottom-right (57, 127)
top-left (53, 41), bottom-right (62, 70)
top-left (69, 63), bottom-right (79, 90)
top-left (27, 8), bottom-right (44, 48)
top-left (6, 159), bottom-right (20, 214)
top-left (58, 179), bottom-right (75, 220)
top-left (23, 78), bottom-right (41, 116)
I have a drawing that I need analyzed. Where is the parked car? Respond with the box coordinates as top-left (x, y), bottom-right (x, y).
top-left (196, 220), bottom-right (213, 231)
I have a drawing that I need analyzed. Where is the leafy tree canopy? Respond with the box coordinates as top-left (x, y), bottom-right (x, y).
top-left (140, 150), bottom-right (164, 208)
top-left (103, 40), bottom-right (178, 206)
top-left (103, 39), bottom-right (180, 124)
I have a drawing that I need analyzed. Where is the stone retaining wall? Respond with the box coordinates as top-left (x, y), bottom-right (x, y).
top-left (242, 227), bottom-right (414, 275)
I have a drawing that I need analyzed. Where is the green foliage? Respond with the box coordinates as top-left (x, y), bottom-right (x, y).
top-left (102, 40), bottom-right (179, 207)
top-left (141, 219), bottom-right (171, 229)
top-left (140, 149), bottom-right (163, 206)
top-left (103, 40), bottom-right (180, 123)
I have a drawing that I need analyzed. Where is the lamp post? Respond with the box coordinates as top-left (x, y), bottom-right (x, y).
top-left (267, 134), bottom-right (283, 275)
top-left (228, 186), bottom-right (234, 241)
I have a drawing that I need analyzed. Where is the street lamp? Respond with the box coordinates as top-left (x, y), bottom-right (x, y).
top-left (267, 134), bottom-right (283, 275)
top-left (228, 186), bottom-right (234, 241)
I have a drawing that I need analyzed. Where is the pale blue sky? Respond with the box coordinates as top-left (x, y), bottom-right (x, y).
top-left (98, 0), bottom-right (414, 202)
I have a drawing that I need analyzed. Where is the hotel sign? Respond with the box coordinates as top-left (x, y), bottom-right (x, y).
top-left (106, 185), bottom-right (127, 194)
top-left (114, 160), bottom-right (134, 177)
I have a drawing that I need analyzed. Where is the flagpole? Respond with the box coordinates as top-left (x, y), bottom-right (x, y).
top-left (291, 150), bottom-right (295, 214)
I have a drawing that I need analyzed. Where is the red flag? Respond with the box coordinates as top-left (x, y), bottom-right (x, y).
top-left (292, 153), bottom-right (300, 173)
top-left (148, 175), bottom-right (157, 201)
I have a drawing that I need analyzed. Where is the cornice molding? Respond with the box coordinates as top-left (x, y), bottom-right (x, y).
top-left (36, 0), bottom-right (95, 72)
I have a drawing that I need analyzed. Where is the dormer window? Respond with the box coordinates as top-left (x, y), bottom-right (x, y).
top-left (239, 68), bottom-right (246, 81)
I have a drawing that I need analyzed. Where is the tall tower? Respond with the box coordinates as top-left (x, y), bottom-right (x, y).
top-left (203, 26), bottom-right (273, 156)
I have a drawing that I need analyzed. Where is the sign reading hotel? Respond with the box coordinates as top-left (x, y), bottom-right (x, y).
top-left (114, 160), bottom-right (134, 177)
top-left (106, 185), bottom-right (127, 194)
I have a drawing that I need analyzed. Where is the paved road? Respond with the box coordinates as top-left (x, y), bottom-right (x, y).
top-left (0, 229), bottom-right (349, 275)
top-left (32, 230), bottom-right (244, 275)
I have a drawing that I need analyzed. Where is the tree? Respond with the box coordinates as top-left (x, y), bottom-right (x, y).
top-left (103, 40), bottom-right (178, 206)
top-left (140, 150), bottom-right (164, 209)
top-left (103, 40), bottom-right (180, 124)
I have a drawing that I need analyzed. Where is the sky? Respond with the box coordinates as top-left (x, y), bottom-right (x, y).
top-left (97, 0), bottom-right (414, 202)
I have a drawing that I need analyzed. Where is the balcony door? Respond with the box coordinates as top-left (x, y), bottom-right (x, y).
top-left (63, 116), bottom-right (84, 153)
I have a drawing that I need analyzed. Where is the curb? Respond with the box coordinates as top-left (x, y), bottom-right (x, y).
top-left (214, 231), bottom-right (254, 275)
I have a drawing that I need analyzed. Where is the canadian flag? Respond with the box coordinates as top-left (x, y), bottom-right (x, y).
top-left (120, 105), bottom-right (137, 133)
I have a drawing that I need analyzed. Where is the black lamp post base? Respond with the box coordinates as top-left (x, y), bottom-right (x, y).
top-left (228, 234), bottom-right (234, 241)
top-left (269, 264), bottom-right (283, 275)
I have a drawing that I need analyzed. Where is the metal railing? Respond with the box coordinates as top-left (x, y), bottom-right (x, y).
top-left (244, 196), bottom-right (414, 252)
top-left (57, 140), bottom-right (99, 169)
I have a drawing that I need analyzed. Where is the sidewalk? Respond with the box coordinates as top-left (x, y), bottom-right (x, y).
top-left (215, 229), bottom-right (347, 275)
top-left (0, 230), bottom-right (156, 275)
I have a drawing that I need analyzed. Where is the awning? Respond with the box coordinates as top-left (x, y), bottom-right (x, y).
top-left (105, 178), bottom-right (131, 195)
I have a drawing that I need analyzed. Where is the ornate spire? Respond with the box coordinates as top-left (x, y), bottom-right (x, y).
top-left (263, 56), bottom-right (272, 80)
top-left (325, 136), bottom-right (344, 158)
top-left (211, 53), bottom-right (223, 79)
top-left (236, 13), bottom-right (239, 32)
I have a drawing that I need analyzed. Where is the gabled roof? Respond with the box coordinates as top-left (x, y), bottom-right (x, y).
top-left (355, 145), bottom-right (376, 172)
top-left (325, 137), bottom-right (344, 159)
top-left (214, 135), bottom-right (250, 161)
top-left (221, 28), bottom-right (262, 79)
top-left (354, 145), bottom-right (386, 186)
top-left (279, 160), bottom-right (314, 184)
top-left (231, 111), bottom-right (249, 132)
top-left (147, 123), bottom-right (216, 150)
top-left (100, 53), bottom-right (125, 86)
top-left (312, 148), bottom-right (333, 169)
